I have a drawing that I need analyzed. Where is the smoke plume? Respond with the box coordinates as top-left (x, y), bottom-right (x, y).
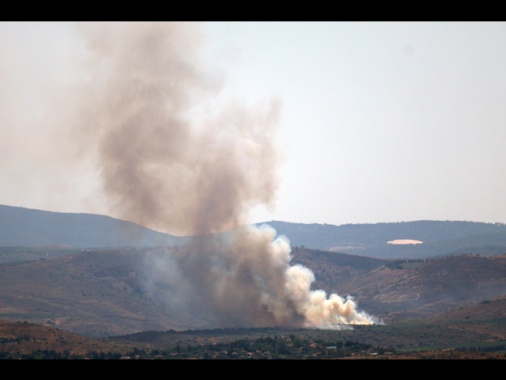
top-left (75, 22), bottom-right (378, 329)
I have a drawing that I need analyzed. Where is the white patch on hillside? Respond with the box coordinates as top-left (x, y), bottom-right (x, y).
top-left (387, 239), bottom-right (423, 245)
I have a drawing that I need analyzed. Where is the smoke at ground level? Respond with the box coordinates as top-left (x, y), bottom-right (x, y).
top-left (143, 224), bottom-right (380, 329)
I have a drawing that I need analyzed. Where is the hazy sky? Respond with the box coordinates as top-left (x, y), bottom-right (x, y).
top-left (1, 21), bottom-right (506, 229)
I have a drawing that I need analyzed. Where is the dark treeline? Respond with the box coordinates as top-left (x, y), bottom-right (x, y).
top-left (0, 336), bottom-right (386, 360)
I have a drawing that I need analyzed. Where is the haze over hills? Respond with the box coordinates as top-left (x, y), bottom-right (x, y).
top-left (2, 204), bottom-right (506, 260)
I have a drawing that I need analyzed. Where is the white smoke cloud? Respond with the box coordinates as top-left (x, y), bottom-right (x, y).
top-left (143, 224), bottom-right (379, 329)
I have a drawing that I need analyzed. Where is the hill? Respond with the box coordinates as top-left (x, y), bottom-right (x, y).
top-left (3, 204), bottom-right (506, 260)
top-left (0, 204), bottom-right (185, 248)
top-left (0, 319), bottom-right (136, 359)
top-left (0, 247), bottom-right (212, 337)
top-left (290, 248), bottom-right (506, 324)
top-left (264, 220), bottom-right (506, 258)
top-left (1, 204), bottom-right (505, 348)
top-left (1, 246), bottom-right (505, 337)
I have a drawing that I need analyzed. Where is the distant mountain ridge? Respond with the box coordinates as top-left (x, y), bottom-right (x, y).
top-left (2, 204), bottom-right (506, 258)
top-left (261, 220), bottom-right (506, 258)
top-left (0, 204), bottom-right (184, 248)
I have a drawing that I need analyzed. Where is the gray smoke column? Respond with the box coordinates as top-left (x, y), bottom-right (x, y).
top-left (75, 22), bottom-right (279, 236)
top-left (75, 22), bottom-right (378, 328)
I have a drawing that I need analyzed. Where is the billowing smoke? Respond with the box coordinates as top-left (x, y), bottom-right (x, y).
top-left (74, 22), bottom-right (378, 329)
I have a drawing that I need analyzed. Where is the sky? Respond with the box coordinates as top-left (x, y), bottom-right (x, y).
top-left (1, 21), bottom-right (506, 231)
